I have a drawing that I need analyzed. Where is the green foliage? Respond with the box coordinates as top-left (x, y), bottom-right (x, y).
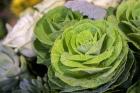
top-left (127, 80), bottom-right (140, 93)
top-left (0, 19), bottom-right (6, 39)
top-left (12, 75), bottom-right (50, 93)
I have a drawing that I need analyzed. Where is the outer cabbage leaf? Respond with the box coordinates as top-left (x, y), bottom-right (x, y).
top-left (34, 39), bottom-right (51, 66)
top-left (48, 19), bottom-right (135, 93)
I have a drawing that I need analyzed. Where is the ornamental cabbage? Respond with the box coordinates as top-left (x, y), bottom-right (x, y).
top-left (34, 6), bottom-right (83, 46)
top-left (34, 6), bottom-right (83, 64)
top-left (116, 0), bottom-right (140, 50)
top-left (48, 20), bottom-right (135, 92)
top-left (0, 44), bottom-right (29, 92)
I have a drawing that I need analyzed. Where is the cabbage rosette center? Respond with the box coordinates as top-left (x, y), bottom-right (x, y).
top-left (49, 20), bottom-right (134, 92)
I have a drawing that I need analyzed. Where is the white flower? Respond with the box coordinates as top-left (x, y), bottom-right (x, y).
top-left (3, 9), bottom-right (43, 57)
top-left (86, 0), bottom-right (122, 8)
top-left (34, 0), bottom-right (66, 13)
